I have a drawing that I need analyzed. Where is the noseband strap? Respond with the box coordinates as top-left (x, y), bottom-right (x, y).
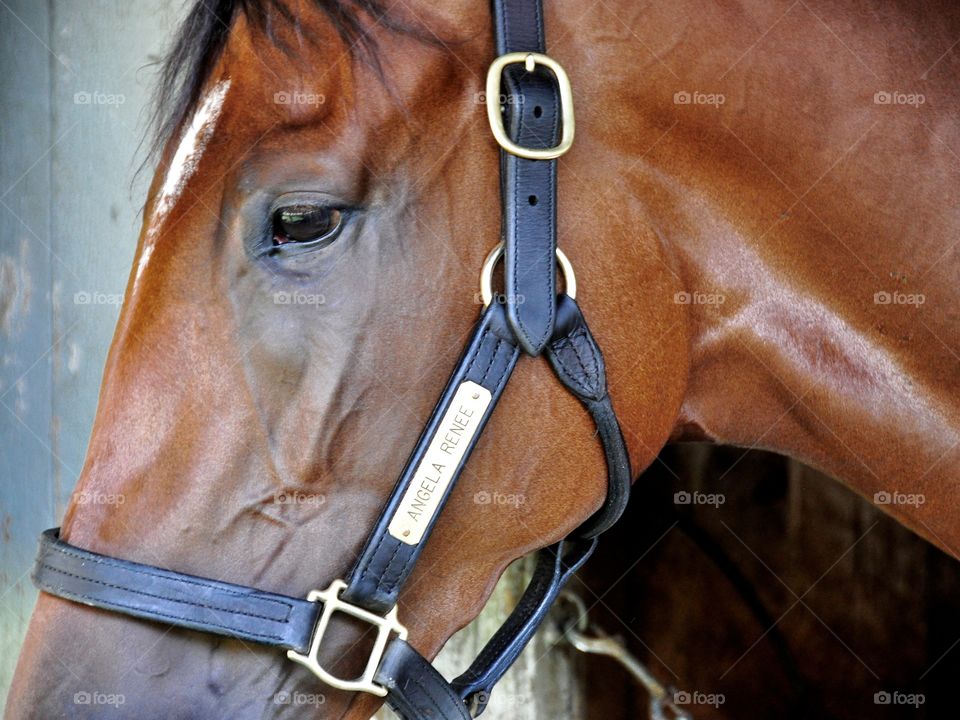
top-left (31, 2), bottom-right (633, 718)
top-left (33, 528), bottom-right (321, 653)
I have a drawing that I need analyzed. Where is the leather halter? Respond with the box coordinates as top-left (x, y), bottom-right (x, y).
top-left (31, 2), bottom-right (631, 717)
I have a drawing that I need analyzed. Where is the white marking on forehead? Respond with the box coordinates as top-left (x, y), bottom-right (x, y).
top-left (135, 79), bottom-right (231, 291)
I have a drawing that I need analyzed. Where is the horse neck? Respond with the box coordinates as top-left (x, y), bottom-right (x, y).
top-left (608, 0), bottom-right (960, 556)
top-left (634, 50), bottom-right (960, 555)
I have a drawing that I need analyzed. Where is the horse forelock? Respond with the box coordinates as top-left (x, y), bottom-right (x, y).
top-left (149, 0), bottom-right (421, 159)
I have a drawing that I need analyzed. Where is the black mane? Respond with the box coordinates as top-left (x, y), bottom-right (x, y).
top-left (150, 0), bottom-right (395, 154)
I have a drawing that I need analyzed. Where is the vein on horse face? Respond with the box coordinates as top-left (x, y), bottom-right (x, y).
top-left (136, 79), bottom-right (232, 292)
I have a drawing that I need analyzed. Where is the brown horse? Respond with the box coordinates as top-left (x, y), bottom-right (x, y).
top-left (7, 0), bottom-right (960, 718)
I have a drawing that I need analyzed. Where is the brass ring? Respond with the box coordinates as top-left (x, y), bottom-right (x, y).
top-left (479, 241), bottom-right (576, 307)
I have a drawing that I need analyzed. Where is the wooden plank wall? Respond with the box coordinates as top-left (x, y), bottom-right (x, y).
top-left (575, 446), bottom-right (960, 720)
top-left (0, 2), bottom-right (580, 715)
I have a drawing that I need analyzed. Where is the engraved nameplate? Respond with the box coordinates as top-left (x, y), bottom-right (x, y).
top-left (387, 380), bottom-right (492, 545)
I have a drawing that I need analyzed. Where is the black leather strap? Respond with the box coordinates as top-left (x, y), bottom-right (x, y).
top-left (546, 295), bottom-right (631, 539)
top-left (343, 302), bottom-right (522, 614)
top-left (32, 528), bottom-right (320, 653)
top-left (377, 640), bottom-right (473, 720)
top-left (343, 294), bottom-right (630, 616)
top-left (493, 0), bottom-right (562, 355)
top-left (385, 298), bottom-right (632, 718)
top-left (451, 539), bottom-right (595, 714)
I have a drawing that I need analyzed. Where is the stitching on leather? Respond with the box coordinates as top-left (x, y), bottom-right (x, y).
top-left (534, 0), bottom-right (545, 49)
top-left (552, 345), bottom-right (587, 394)
top-left (356, 534), bottom-right (395, 591)
top-left (561, 336), bottom-right (590, 384)
top-left (469, 556), bottom-right (558, 676)
top-left (45, 542), bottom-right (294, 615)
top-left (472, 574), bottom-right (547, 666)
top-left (406, 675), bottom-right (446, 718)
top-left (38, 564), bottom-right (294, 630)
top-left (551, 330), bottom-right (599, 396)
top-left (478, 339), bottom-right (502, 385)
top-left (39, 583), bottom-right (287, 644)
top-left (567, 330), bottom-right (600, 391)
top-left (410, 666), bottom-right (470, 719)
top-left (463, 326), bottom-right (491, 376)
top-left (374, 542), bottom-right (405, 594)
top-left (510, 162), bottom-right (555, 351)
top-left (501, 0), bottom-right (512, 52)
top-left (580, 329), bottom-right (604, 388)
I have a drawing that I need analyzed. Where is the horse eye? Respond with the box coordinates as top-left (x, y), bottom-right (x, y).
top-left (272, 205), bottom-right (343, 246)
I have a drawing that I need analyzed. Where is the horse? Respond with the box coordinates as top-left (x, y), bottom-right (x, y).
top-left (7, 0), bottom-right (960, 718)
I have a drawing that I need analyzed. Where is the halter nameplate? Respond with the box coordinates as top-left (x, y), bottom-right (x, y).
top-left (388, 381), bottom-right (492, 545)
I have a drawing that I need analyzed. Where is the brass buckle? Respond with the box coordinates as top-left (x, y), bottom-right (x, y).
top-left (485, 52), bottom-right (575, 160)
top-left (287, 579), bottom-right (407, 697)
top-left (479, 241), bottom-right (576, 307)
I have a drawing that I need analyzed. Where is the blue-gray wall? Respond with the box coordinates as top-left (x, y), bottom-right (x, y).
top-left (0, 0), bottom-right (179, 708)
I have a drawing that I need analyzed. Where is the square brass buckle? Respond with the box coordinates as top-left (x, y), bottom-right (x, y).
top-left (287, 579), bottom-right (408, 697)
top-left (485, 52), bottom-right (575, 160)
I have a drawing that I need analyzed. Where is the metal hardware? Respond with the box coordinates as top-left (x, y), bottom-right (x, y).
top-left (485, 52), bottom-right (575, 160)
top-left (480, 241), bottom-right (576, 307)
top-left (287, 579), bottom-right (408, 697)
top-left (558, 593), bottom-right (692, 720)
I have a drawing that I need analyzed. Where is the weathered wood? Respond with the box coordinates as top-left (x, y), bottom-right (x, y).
top-left (578, 448), bottom-right (960, 720)
top-left (377, 557), bottom-right (585, 720)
